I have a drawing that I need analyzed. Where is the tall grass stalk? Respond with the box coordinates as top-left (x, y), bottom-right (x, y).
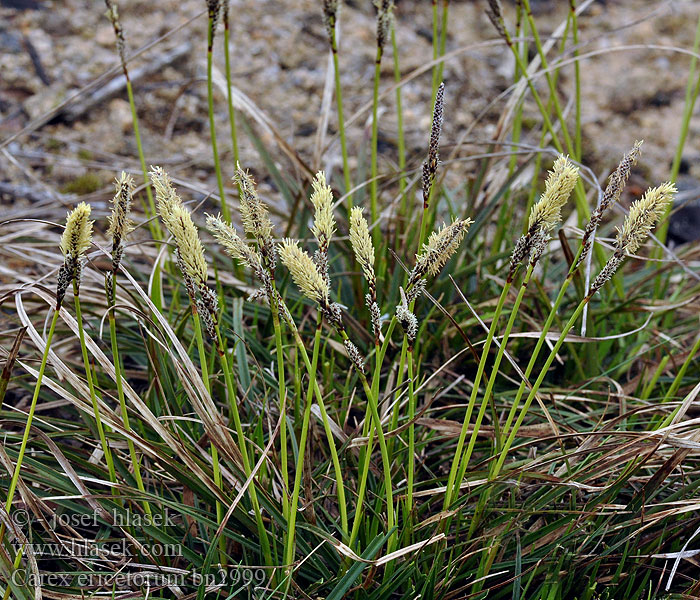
top-left (442, 279), bottom-right (511, 510)
top-left (206, 7), bottom-right (230, 221)
top-left (369, 44), bottom-right (383, 245)
top-left (213, 324), bottom-right (272, 566)
top-left (324, 1), bottom-right (352, 205)
top-left (107, 290), bottom-right (151, 516)
top-left (73, 281), bottom-right (117, 486)
top-left (655, 12), bottom-right (700, 254)
top-left (190, 308), bottom-right (225, 559)
top-left (222, 3), bottom-right (240, 169)
top-left (391, 27), bottom-right (406, 203)
top-left (3, 309), bottom-right (59, 518)
top-left (104, 0), bottom-right (161, 239)
top-left (453, 263), bottom-right (535, 494)
top-left (284, 314), bottom-right (322, 580)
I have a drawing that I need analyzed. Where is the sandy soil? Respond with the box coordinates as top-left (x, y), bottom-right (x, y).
top-left (1, 0), bottom-right (699, 225)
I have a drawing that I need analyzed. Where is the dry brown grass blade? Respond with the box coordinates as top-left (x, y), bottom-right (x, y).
top-left (0, 326), bottom-right (26, 401)
top-left (14, 288), bottom-right (223, 497)
top-left (116, 262), bottom-right (245, 474)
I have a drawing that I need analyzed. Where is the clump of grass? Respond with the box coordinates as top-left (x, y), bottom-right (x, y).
top-left (3, 2), bottom-right (700, 599)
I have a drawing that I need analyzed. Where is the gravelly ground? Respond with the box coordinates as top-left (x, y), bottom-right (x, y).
top-left (1, 0), bottom-right (699, 228)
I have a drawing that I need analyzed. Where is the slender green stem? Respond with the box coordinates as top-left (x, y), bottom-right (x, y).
top-left (269, 288), bottom-right (289, 521)
top-left (657, 334), bottom-right (700, 429)
top-left (435, 1), bottom-right (449, 92)
top-left (330, 27), bottom-right (352, 207)
top-left (454, 264), bottom-right (535, 497)
top-left (405, 346), bottom-right (416, 529)
top-left (288, 324), bottom-right (348, 537)
top-left (391, 27), bottom-right (406, 209)
top-left (214, 325), bottom-right (272, 566)
top-left (191, 309), bottom-right (225, 561)
top-left (223, 16), bottom-right (240, 169)
top-left (570, 0), bottom-right (582, 161)
top-left (284, 315), bottom-right (322, 578)
top-left (656, 12), bottom-right (700, 251)
top-left (498, 276), bottom-right (573, 445)
top-left (124, 79), bottom-right (160, 240)
top-left (74, 282), bottom-right (116, 486)
top-left (370, 46), bottom-right (383, 246)
top-left (348, 335), bottom-right (395, 553)
top-left (108, 282), bottom-right (151, 516)
top-left (207, 18), bottom-right (230, 222)
top-left (359, 369), bottom-right (395, 553)
top-left (443, 279), bottom-right (512, 510)
top-left (521, 0), bottom-right (574, 155)
top-left (493, 297), bottom-right (588, 477)
top-left (5, 310), bottom-right (59, 512)
top-left (431, 0), bottom-right (439, 100)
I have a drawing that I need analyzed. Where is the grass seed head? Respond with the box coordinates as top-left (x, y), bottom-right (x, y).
top-left (57, 202), bottom-right (93, 307)
top-left (207, 213), bottom-right (270, 296)
top-left (322, 0), bottom-right (339, 42)
top-left (104, 0), bottom-right (126, 68)
top-left (279, 239), bottom-right (330, 307)
top-left (577, 141), bottom-right (643, 268)
top-left (234, 164), bottom-right (276, 268)
top-left (422, 82), bottom-right (445, 208)
top-left (349, 207), bottom-right (376, 285)
top-left (396, 287), bottom-right (418, 349)
top-left (60, 202), bottom-right (93, 261)
top-left (486, 0), bottom-right (507, 38)
top-left (616, 182), bottom-right (676, 255)
top-left (374, 0), bottom-right (395, 52)
top-left (511, 156), bottom-right (578, 278)
top-left (591, 181), bottom-right (675, 294)
top-left (151, 167), bottom-right (208, 290)
top-left (107, 172), bottom-right (134, 270)
top-left (343, 339), bottom-right (365, 373)
top-left (310, 171), bottom-right (335, 255)
top-left (206, 0), bottom-right (222, 36)
top-left (527, 155), bottom-right (579, 234)
top-left (410, 218), bottom-right (472, 287)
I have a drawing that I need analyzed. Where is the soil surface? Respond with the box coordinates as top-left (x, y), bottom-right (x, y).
top-left (1, 0), bottom-right (700, 229)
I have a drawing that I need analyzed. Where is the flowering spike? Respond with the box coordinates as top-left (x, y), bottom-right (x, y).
top-left (409, 218), bottom-right (472, 288)
top-left (577, 141), bottom-right (643, 268)
top-left (591, 182), bottom-right (676, 294)
top-left (279, 239), bottom-right (330, 307)
top-left (616, 182), bottom-right (676, 255)
top-left (423, 82), bottom-right (445, 208)
top-left (57, 202), bottom-right (93, 307)
top-left (527, 156), bottom-right (579, 234)
top-left (233, 164), bottom-right (276, 267)
top-left (107, 172), bottom-right (134, 271)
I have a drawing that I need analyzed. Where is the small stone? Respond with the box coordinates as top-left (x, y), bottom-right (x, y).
top-left (108, 98), bottom-right (133, 133)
